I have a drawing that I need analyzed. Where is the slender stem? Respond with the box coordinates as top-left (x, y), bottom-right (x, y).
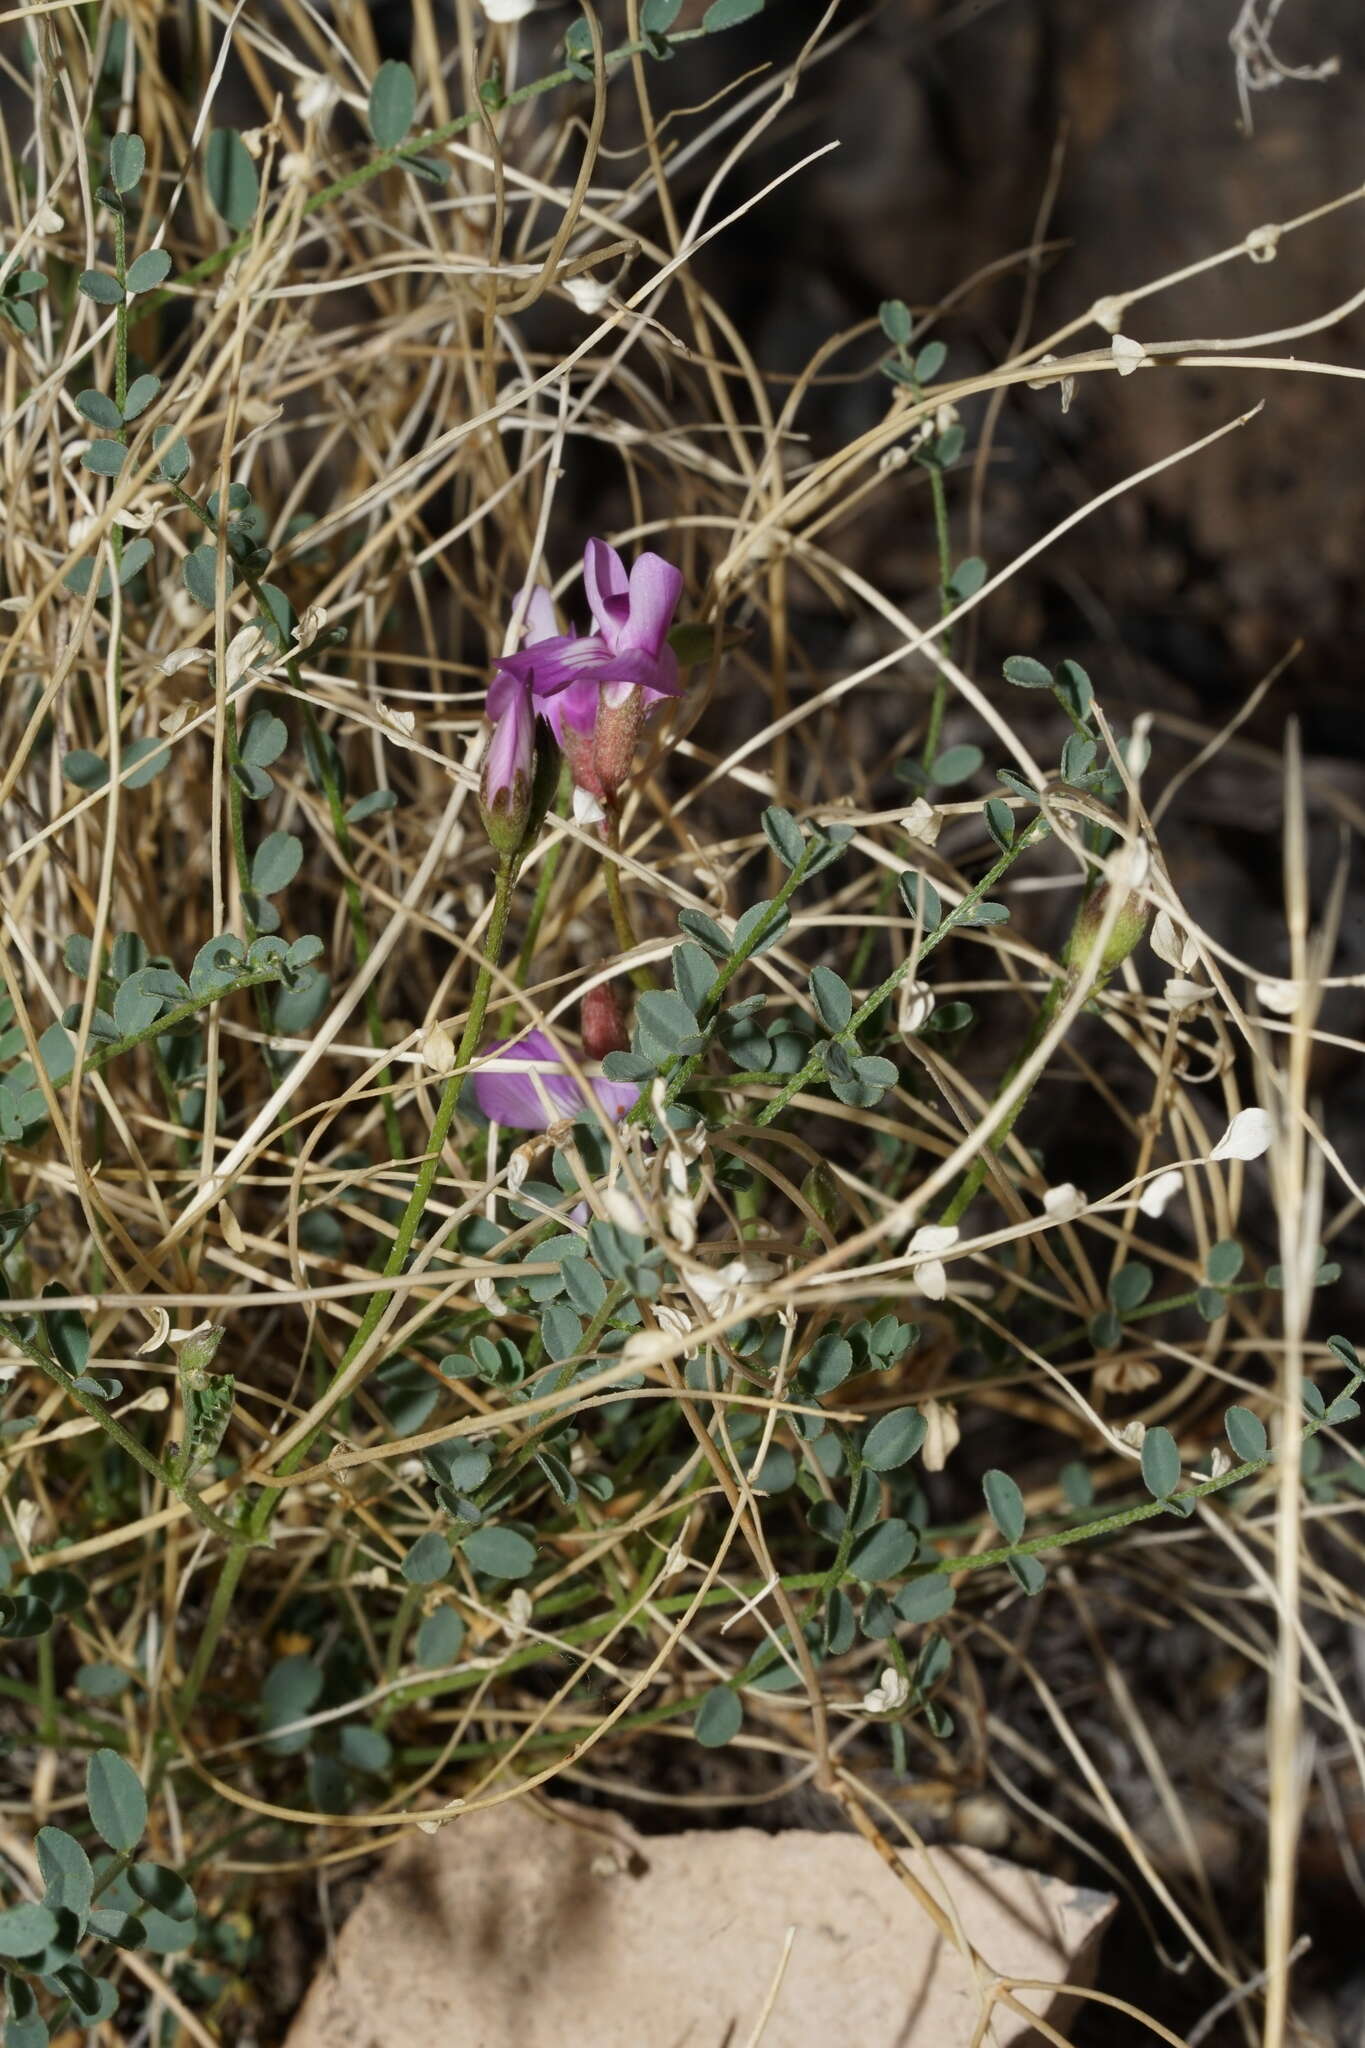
top-left (501, 765), bottom-right (572, 1031)
top-left (937, 977), bottom-right (1062, 1226)
top-left (49, 968), bottom-right (282, 1084)
top-left (177, 1539), bottom-right (251, 1717)
top-left (179, 862), bottom-right (518, 1708)
top-left (754, 818), bottom-right (1049, 1128)
top-left (919, 459), bottom-right (956, 772)
top-left (627, 837), bottom-right (820, 1127)
top-left (137, 20), bottom-right (753, 317)
top-left (171, 483), bottom-right (402, 1152)
top-left (315, 860), bottom-right (514, 1401)
top-left (603, 812), bottom-right (657, 992)
top-left (299, 704), bottom-right (404, 1160)
top-left (0, 1318), bottom-right (245, 1546)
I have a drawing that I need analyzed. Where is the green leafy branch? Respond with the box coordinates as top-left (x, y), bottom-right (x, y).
top-left (754, 812), bottom-right (1051, 1127)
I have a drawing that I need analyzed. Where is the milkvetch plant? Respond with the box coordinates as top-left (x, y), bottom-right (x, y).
top-left (0, 6), bottom-right (1358, 2041)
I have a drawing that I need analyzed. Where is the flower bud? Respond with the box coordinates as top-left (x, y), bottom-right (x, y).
top-left (582, 982), bottom-right (630, 1059)
top-left (480, 675), bottom-right (534, 858)
top-left (480, 675), bottom-right (560, 864)
top-left (1064, 883), bottom-right (1150, 979)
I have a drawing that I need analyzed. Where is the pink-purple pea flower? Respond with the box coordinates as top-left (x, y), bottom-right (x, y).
top-left (472, 1029), bottom-right (639, 1133)
top-left (490, 540), bottom-right (684, 805)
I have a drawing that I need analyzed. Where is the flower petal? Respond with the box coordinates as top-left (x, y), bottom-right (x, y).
top-left (583, 538), bottom-right (630, 645)
top-left (588, 1073), bottom-right (641, 1121)
top-left (471, 1030), bottom-right (639, 1132)
top-left (522, 585), bottom-right (559, 646)
top-left (494, 635), bottom-right (658, 700)
top-left (482, 677), bottom-right (532, 805)
top-left (621, 551), bottom-right (684, 658)
top-left (472, 1031), bottom-right (582, 1131)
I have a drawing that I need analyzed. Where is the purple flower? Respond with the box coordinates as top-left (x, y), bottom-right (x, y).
top-left (479, 670), bottom-right (534, 858)
top-left (472, 1028), bottom-right (639, 1132)
top-left (489, 543), bottom-right (684, 800)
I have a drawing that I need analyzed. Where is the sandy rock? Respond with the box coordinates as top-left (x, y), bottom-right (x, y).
top-left (286, 1797), bottom-right (1115, 2048)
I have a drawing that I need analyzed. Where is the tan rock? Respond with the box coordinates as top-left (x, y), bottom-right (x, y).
top-left (286, 1796), bottom-right (1115, 2048)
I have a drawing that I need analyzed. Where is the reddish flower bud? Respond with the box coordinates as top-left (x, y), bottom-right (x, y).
top-left (582, 982), bottom-right (630, 1060)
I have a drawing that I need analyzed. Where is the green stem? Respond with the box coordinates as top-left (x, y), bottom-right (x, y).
top-left (138, 21), bottom-right (752, 318)
top-left (178, 1538), bottom-right (251, 1718)
top-left (179, 861), bottom-right (519, 1709)
top-left (937, 976), bottom-right (1062, 1226)
top-left (300, 704), bottom-right (404, 1160)
top-left (603, 813), bottom-right (657, 992)
top-left (753, 817), bottom-right (1048, 1129)
top-left (627, 837), bottom-right (820, 1128)
top-left (170, 482), bottom-right (402, 1153)
top-left (919, 458), bottom-right (955, 773)
top-left (0, 1319), bottom-right (245, 1547)
top-left (36, 1634), bottom-right (56, 1748)
top-left (501, 766), bottom-right (573, 1031)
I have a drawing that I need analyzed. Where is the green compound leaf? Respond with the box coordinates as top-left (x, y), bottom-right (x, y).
top-left (344, 788), bottom-right (397, 825)
top-left (369, 60), bottom-right (417, 148)
top-left (459, 1526), bottom-right (536, 1580)
top-left (1139, 1425), bottom-right (1181, 1501)
top-left (677, 907), bottom-right (729, 957)
top-left (250, 830), bottom-right (303, 897)
top-left (416, 1606), bottom-right (465, 1669)
top-left (75, 1662), bottom-right (132, 1700)
top-left (879, 298), bottom-right (912, 346)
top-left (1008, 1553), bottom-right (1047, 1597)
top-left (128, 1862), bottom-right (195, 1922)
top-left (402, 1532), bottom-right (452, 1586)
top-left (119, 537), bottom-right (153, 585)
top-left (915, 339), bottom-right (948, 383)
top-left (983, 1467), bottom-right (1026, 1545)
top-left (76, 388), bottom-right (122, 431)
top-left (898, 872), bottom-right (941, 931)
top-left (205, 128), bottom-right (260, 230)
top-left (1109, 1262), bottom-right (1153, 1313)
top-left (809, 964), bottom-right (852, 1034)
top-left (1206, 1238), bottom-right (1244, 1286)
top-left (109, 132), bottom-right (145, 192)
top-left (0, 1902), bottom-right (57, 1958)
top-left (36, 1826), bottom-right (92, 1926)
top-left (761, 804), bottom-right (805, 869)
top-left (86, 1748), bottom-right (147, 1854)
top-left (122, 372), bottom-right (161, 420)
top-left (125, 247), bottom-right (172, 295)
top-left (931, 743), bottom-right (983, 787)
top-left (1002, 654), bottom-right (1053, 690)
top-left (893, 1573), bottom-right (955, 1624)
top-left (693, 1685), bottom-right (742, 1748)
top-left (1225, 1405), bottom-right (1268, 1462)
top-left (240, 711), bottom-right (289, 770)
top-left (861, 1407), bottom-right (926, 1472)
top-left (111, 968), bottom-right (161, 1038)
top-left (153, 426), bottom-right (190, 481)
top-left (82, 440), bottom-right (126, 478)
top-left (78, 268), bottom-right (124, 305)
top-left (848, 1517), bottom-right (918, 1582)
